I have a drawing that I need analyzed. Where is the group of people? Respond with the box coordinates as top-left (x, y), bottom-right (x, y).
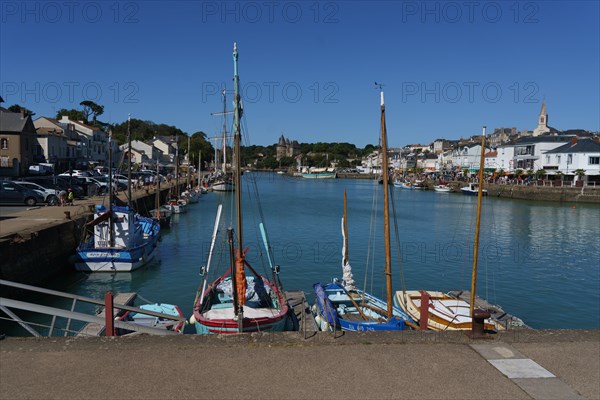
top-left (58, 188), bottom-right (74, 206)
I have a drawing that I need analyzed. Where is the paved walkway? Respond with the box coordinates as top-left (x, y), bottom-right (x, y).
top-left (1, 330), bottom-right (598, 399)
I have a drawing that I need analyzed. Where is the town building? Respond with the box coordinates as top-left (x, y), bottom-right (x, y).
top-left (543, 137), bottom-right (600, 184)
top-left (0, 107), bottom-right (37, 176)
top-left (276, 135), bottom-right (300, 161)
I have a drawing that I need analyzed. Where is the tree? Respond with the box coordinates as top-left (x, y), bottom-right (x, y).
top-left (56, 108), bottom-right (85, 122)
top-left (80, 100), bottom-right (104, 125)
top-left (535, 169), bottom-right (546, 179)
top-left (574, 169), bottom-right (586, 182)
top-left (7, 104), bottom-right (23, 113)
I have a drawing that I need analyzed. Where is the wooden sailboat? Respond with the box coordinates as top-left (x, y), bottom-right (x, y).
top-left (191, 43), bottom-right (289, 334)
top-left (149, 158), bottom-right (172, 229)
top-left (312, 87), bottom-right (414, 332)
top-left (166, 132), bottom-right (187, 213)
top-left (395, 127), bottom-right (503, 332)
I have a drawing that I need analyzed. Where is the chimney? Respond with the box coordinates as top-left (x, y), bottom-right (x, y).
top-left (571, 137), bottom-right (578, 145)
top-left (20, 108), bottom-right (27, 118)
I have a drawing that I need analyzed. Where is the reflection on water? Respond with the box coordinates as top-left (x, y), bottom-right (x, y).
top-left (3, 174), bottom-right (599, 334)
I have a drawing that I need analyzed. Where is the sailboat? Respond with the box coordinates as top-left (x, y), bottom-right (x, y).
top-left (210, 89), bottom-right (235, 192)
top-left (180, 136), bottom-right (200, 204)
top-left (395, 127), bottom-right (504, 332)
top-left (166, 132), bottom-right (187, 213)
top-left (74, 120), bottom-right (161, 272)
top-left (312, 87), bottom-right (414, 332)
top-left (149, 158), bottom-right (172, 229)
top-left (190, 43), bottom-right (289, 334)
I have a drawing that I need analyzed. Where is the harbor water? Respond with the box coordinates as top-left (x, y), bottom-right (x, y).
top-left (18, 173), bottom-right (600, 333)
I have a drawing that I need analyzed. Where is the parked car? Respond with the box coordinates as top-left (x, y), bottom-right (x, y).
top-left (0, 181), bottom-right (45, 206)
top-left (108, 174), bottom-right (131, 188)
top-left (21, 176), bottom-right (85, 199)
top-left (58, 170), bottom-right (91, 178)
top-left (28, 163), bottom-right (55, 175)
top-left (14, 181), bottom-right (59, 205)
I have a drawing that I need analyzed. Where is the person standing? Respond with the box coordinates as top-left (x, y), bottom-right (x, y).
top-left (67, 188), bottom-right (74, 206)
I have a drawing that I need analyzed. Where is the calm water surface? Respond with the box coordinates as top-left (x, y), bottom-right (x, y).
top-left (33, 173), bottom-right (600, 332)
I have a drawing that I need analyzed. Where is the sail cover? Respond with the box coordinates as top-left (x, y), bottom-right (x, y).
top-left (341, 217), bottom-right (356, 291)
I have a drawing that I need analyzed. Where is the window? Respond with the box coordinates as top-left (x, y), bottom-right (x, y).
top-left (590, 157), bottom-right (600, 165)
top-left (557, 155), bottom-right (561, 163)
top-left (546, 155), bottom-right (550, 164)
top-left (0, 138), bottom-right (7, 150)
top-left (567, 154), bottom-right (572, 164)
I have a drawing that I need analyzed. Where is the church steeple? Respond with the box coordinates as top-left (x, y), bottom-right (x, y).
top-left (533, 100), bottom-right (549, 136)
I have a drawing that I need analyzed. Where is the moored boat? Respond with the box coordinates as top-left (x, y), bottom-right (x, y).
top-left (191, 43), bottom-right (289, 334)
top-left (461, 182), bottom-right (488, 196)
top-left (434, 184), bottom-right (452, 192)
top-left (118, 303), bottom-right (185, 334)
top-left (312, 86), bottom-right (414, 332)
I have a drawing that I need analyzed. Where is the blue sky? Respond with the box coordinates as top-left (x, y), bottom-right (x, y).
top-left (1, 1), bottom-right (598, 147)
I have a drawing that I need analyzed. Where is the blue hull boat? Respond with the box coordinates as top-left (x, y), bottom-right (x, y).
top-left (313, 282), bottom-right (412, 332)
top-left (74, 205), bottom-right (160, 272)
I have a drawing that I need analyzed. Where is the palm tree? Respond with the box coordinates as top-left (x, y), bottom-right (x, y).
top-left (574, 169), bottom-right (586, 187)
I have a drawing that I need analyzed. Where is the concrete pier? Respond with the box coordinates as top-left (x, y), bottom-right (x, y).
top-left (0, 329), bottom-right (597, 399)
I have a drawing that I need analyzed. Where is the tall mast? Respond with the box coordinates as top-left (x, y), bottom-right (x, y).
top-left (470, 126), bottom-right (486, 316)
top-left (108, 129), bottom-right (114, 247)
top-left (175, 131), bottom-right (179, 198)
top-left (343, 190), bottom-right (349, 264)
top-left (127, 114), bottom-right (132, 209)
top-left (233, 42), bottom-right (243, 254)
top-left (198, 151), bottom-right (201, 187)
top-left (187, 135), bottom-right (191, 188)
top-left (221, 88), bottom-right (228, 174)
top-left (379, 87), bottom-right (393, 318)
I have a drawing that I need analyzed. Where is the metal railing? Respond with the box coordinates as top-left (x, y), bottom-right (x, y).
top-left (0, 279), bottom-right (185, 337)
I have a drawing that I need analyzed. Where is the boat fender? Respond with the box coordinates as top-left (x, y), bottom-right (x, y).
top-left (189, 315), bottom-right (196, 325)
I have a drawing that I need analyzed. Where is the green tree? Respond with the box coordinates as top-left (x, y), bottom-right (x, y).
top-left (7, 104), bottom-right (23, 113)
top-left (56, 108), bottom-right (86, 122)
top-left (80, 100), bottom-right (104, 125)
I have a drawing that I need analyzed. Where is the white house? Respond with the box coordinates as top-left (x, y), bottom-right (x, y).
top-left (33, 117), bottom-right (80, 171)
top-left (57, 116), bottom-right (109, 165)
top-left (450, 144), bottom-right (490, 171)
top-left (151, 136), bottom-right (176, 162)
top-left (490, 136), bottom-right (572, 172)
top-left (542, 138), bottom-right (600, 182)
top-left (131, 140), bottom-right (163, 162)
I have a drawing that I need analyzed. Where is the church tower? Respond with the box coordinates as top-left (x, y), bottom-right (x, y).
top-left (533, 101), bottom-right (550, 136)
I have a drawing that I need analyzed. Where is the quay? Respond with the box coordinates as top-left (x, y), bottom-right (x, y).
top-left (0, 329), bottom-right (598, 399)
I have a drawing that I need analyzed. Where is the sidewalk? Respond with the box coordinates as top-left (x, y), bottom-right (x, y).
top-left (1, 330), bottom-right (598, 399)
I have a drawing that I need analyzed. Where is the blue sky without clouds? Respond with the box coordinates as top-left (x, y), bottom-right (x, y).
top-left (1, 1), bottom-right (598, 147)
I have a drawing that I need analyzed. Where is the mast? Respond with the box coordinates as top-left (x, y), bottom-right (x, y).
top-left (127, 114), bottom-right (132, 209)
top-left (108, 129), bottom-right (114, 247)
top-left (232, 42), bottom-right (245, 330)
top-left (155, 156), bottom-right (160, 217)
top-left (221, 88), bottom-right (228, 175)
top-left (198, 151), bottom-right (201, 187)
top-left (379, 87), bottom-right (393, 318)
top-left (470, 126), bottom-right (486, 316)
top-left (175, 131), bottom-right (179, 198)
top-left (187, 135), bottom-right (191, 189)
top-left (233, 42), bottom-right (243, 255)
top-left (343, 190), bottom-right (349, 264)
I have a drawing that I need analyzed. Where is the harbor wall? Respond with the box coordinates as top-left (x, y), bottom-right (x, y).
top-left (482, 184), bottom-right (600, 204)
top-left (0, 185), bottom-right (185, 294)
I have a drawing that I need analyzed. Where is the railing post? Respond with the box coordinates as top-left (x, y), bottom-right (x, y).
top-left (104, 291), bottom-right (114, 337)
top-left (419, 291), bottom-right (430, 330)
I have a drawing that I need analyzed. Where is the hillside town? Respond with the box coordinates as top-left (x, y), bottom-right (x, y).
top-left (1, 98), bottom-right (599, 186)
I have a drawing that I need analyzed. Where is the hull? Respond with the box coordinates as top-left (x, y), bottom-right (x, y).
top-left (301, 172), bottom-right (336, 179)
top-left (312, 283), bottom-right (412, 332)
top-left (166, 201), bottom-right (187, 213)
top-left (394, 290), bottom-right (498, 331)
top-left (74, 207), bottom-right (160, 272)
top-left (74, 239), bottom-right (158, 272)
top-left (118, 303), bottom-right (185, 334)
top-left (434, 185), bottom-right (451, 192)
top-left (212, 181), bottom-right (235, 192)
top-left (193, 276), bottom-right (289, 334)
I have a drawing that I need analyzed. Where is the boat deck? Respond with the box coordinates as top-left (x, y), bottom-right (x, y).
top-left (285, 290), bottom-right (318, 333)
top-left (447, 290), bottom-right (528, 329)
top-left (77, 292), bottom-right (137, 337)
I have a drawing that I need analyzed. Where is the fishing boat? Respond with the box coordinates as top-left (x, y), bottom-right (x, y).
top-left (461, 182), bottom-right (488, 196)
top-left (74, 122), bottom-right (161, 272)
top-left (393, 181), bottom-right (414, 189)
top-left (301, 171), bottom-right (336, 179)
top-left (395, 127), bottom-right (505, 332)
top-left (434, 184), bottom-right (452, 192)
top-left (312, 87), bottom-right (414, 332)
top-left (190, 43), bottom-right (289, 334)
